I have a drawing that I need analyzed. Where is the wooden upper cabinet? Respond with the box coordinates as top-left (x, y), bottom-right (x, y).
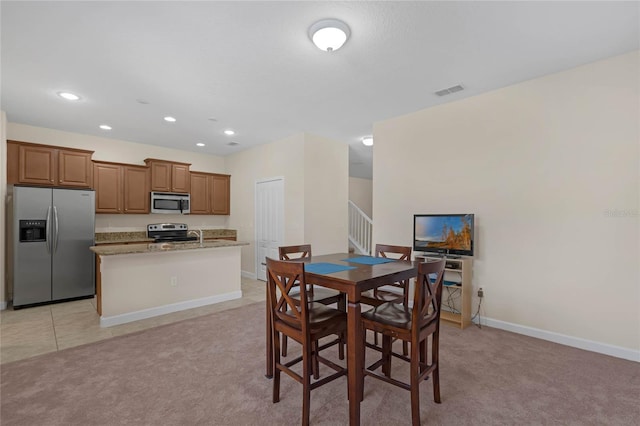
top-left (211, 174), bottom-right (230, 215)
top-left (58, 149), bottom-right (93, 187)
top-left (93, 161), bottom-right (150, 214)
top-left (18, 144), bottom-right (56, 185)
top-left (189, 172), bottom-right (230, 215)
top-left (94, 162), bottom-right (122, 214)
top-left (190, 172), bottom-right (210, 215)
top-left (123, 165), bottom-right (150, 214)
top-left (7, 141), bottom-right (93, 188)
top-left (145, 159), bottom-right (191, 193)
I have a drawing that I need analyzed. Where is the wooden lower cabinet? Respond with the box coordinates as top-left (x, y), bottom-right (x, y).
top-left (94, 161), bottom-right (150, 214)
top-left (190, 172), bottom-right (230, 215)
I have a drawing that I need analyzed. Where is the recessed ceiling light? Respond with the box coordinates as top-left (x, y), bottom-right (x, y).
top-left (362, 136), bottom-right (373, 146)
top-left (224, 129), bottom-right (235, 136)
top-left (196, 143), bottom-right (205, 147)
top-left (99, 125), bottom-right (112, 130)
top-left (57, 92), bottom-right (80, 101)
top-left (164, 116), bottom-right (177, 122)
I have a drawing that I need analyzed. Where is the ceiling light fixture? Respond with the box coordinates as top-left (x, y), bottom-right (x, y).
top-left (196, 143), bottom-right (205, 147)
top-left (57, 92), bottom-right (80, 101)
top-left (99, 125), bottom-right (112, 130)
top-left (224, 129), bottom-right (235, 136)
top-left (362, 136), bottom-right (373, 146)
top-left (309, 19), bottom-right (350, 52)
top-left (164, 116), bottom-right (177, 122)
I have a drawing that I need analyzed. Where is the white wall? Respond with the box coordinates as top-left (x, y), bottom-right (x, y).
top-left (226, 133), bottom-right (306, 275)
top-left (373, 52), bottom-right (639, 354)
top-left (227, 132), bottom-right (349, 276)
top-left (6, 123), bottom-right (229, 231)
top-left (304, 133), bottom-right (349, 255)
top-left (349, 177), bottom-right (373, 218)
top-left (1, 112), bottom-right (7, 308)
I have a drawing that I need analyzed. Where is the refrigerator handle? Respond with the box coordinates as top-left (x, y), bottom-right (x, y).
top-left (46, 206), bottom-right (52, 254)
top-left (53, 206), bottom-right (59, 252)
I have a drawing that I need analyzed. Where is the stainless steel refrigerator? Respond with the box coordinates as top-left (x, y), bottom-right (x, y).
top-left (11, 186), bottom-right (95, 308)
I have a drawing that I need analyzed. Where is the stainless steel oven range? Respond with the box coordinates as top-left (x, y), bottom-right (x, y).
top-left (147, 223), bottom-right (199, 242)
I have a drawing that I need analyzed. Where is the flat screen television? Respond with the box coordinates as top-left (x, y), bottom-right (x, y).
top-left (413, 214), bottom-right (474, 257)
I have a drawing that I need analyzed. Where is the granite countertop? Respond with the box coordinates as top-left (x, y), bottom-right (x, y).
top-left (90, 239), bottom-right (248, 256)
top-left (95, 229), bottom-right (237, 244)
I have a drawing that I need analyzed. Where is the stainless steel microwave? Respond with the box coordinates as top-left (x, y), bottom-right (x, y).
top-left (150, 192), bottom-right (190, 214)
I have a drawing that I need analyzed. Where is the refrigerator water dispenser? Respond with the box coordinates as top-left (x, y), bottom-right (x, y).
top-left (19, 220), bottom-right (46, 242)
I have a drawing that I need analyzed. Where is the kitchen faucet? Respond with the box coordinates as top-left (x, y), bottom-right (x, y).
top-left (188, 229), bottom-right (203, 244)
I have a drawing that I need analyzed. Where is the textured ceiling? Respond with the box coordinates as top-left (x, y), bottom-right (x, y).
top-left (1, 1), bottom-right (638, 179)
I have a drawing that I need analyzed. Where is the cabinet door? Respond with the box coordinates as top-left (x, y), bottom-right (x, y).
top-left (210, 174), bottom-right (230, 215)
top-left (58, 150), bottom-right (93, 187)
top-left (94, 163), bottom-right (122, 213)
top-left (172, 164), bottom-right (190, 193)
top-left (123, 166), bottom-right (150, 214)
top-left (190, 172), bottom-right (209, 214)
top-left (149, 161), bottom-right (172, 192)
top-left (18, 145), bottom-right (56, 185)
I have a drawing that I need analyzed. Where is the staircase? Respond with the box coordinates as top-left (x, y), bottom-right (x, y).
top-left (348, 200), bottom-right (372, 255)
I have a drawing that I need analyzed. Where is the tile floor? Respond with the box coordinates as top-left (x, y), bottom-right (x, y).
top-left (0, 277), bottom-right (265, 364)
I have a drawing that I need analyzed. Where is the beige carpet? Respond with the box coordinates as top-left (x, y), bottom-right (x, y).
top-left (1, 302), bottom-right (638, 425)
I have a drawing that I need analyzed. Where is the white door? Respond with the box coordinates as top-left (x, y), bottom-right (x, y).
top-left (255, 177), bottom-right (284, 281)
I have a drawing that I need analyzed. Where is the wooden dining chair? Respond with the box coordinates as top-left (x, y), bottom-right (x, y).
top-left (266, 258), bottom-right (347, 426)
top-left (360, 244), bottom-right (412, 355)
top-left (361, 258), bottom-right (446, 426)
top-left (278, 244), bottom-right (345, 361)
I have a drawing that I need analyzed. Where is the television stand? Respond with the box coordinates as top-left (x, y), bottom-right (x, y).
top-left (414, 254), bottom-right (472, 329)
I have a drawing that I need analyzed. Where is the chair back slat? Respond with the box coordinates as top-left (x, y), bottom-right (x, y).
top-left (413, 259), bottom-right (446, 329)
top-left (279, 244), bottom-right (312, 260)
top-left (266, 257), bottom-right (309, 331)
top-left (375, 244), bottom-right (411, 261)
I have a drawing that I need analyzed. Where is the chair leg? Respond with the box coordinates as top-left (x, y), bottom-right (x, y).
top-left (282, 335), bottom-right (288, 357)
top-left (410, 336), bottom-right (421, 426)
top-left (273, 331), bottom-right (281, 403)
top-left (382, 334), bottom-right (392, 377)
top-left (403, 341), bottom-right (409, 356)
top-left (338, 330), bottom-right (345, 360)
top-left (432, 332), bottom-right (441, 403)
top-left (302, 340), bottom-right (312, 426)
top-left (312, 340), bottom-right (320, 380)
top-left (420, 338), bottom-right (427, 375)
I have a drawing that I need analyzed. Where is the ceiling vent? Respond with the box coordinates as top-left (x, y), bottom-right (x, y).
top-left (227, 141), bottom-right (239, 146)
top-left (435, 84), bottom-right (464, 97)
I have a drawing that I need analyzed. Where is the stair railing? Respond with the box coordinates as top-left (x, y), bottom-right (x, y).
top-left (348, 200), bottom-right (373, 255)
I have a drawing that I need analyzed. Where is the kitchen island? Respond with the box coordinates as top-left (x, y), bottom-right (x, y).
top-left (90, 239), bottom-right (248, 327)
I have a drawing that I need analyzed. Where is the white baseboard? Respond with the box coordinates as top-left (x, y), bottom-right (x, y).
top-left (0, 301), bottom-right (7, 311)
top-left (478, 316), bottom-right (640, 363)
top-left (100, 291), bottom-right (242, 328)
top-left (241, 270), bottom-right (257, 280)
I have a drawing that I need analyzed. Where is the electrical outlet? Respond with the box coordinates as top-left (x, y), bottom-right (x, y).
top-left (477, 287), bottom-right (484, 298)
top-left (170, 276), bottom-right (178, 287)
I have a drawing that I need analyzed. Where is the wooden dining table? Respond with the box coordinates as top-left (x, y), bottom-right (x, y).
top-left (265, 252), bottom-right (419, 426)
